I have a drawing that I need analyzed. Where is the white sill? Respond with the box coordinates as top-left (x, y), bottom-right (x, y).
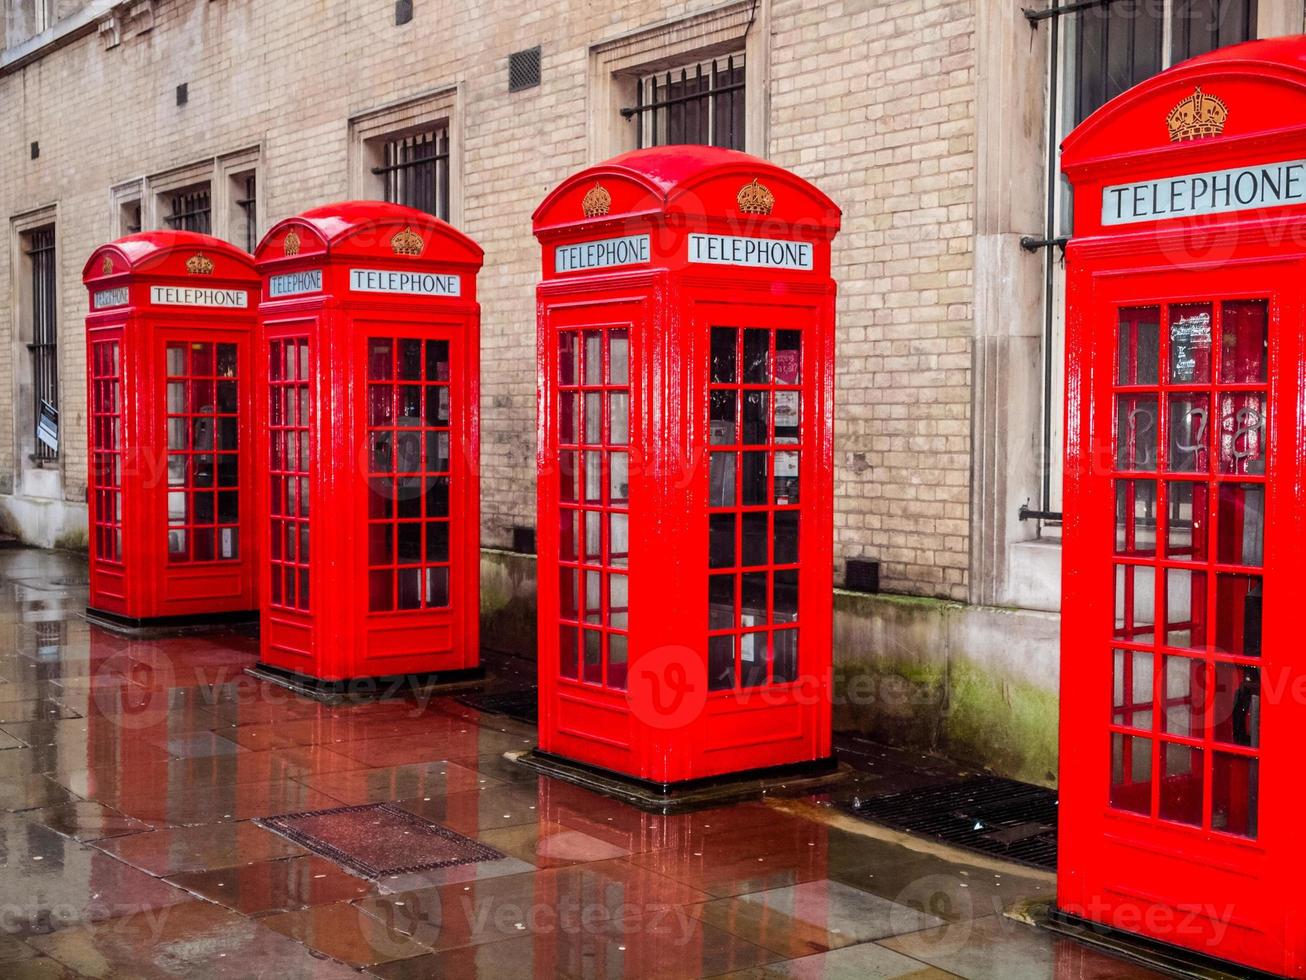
top-left (1005, 538), bottom-right (1063, 613)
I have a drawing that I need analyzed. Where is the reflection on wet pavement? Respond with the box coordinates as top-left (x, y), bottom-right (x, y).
top-left (0, 549), bottom-right (1161, 978)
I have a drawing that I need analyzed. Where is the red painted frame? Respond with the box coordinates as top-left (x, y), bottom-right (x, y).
top-left (82, 232), bottom-right (259, 623)
top-left (251, 203), bottom-right (483, 683)
top-left (1060, 38), bottom-right (1306, 977)
top-left (532, 147), bottom-right (841, 785)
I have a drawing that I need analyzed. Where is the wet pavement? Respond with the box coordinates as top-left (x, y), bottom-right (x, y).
top-left (0, 548), bottom-right (1163, 979)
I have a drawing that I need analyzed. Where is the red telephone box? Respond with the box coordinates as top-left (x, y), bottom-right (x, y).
top-left (1059, 38), bottom-right (1306, 976)
top-left (250, 203), bottom-right (483, 688)
top-left (82, 232), bottom-right (259, 626)
top-left (530, 147), bottom-right (841, 790)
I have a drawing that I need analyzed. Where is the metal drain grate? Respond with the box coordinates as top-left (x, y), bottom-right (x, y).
top-left (456, 688), bottom-right (537, 725)
top-left (844, 774), bottom-right (1058, 871)
top-left (258, 803), bottom-right (505, 878)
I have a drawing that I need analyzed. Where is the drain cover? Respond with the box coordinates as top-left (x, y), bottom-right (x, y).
top-left (258, 803), bottom-right (505, 878)
top-left (844, 774), bottom-right (1057, 871)
top-left (456, 688), bottom-right (537, 725)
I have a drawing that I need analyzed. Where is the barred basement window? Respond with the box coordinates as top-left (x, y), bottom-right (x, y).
top-left (374, 126), bottom-right (450, 219)
top-left (165, 186), bottom-right (212, 234)
top-left (25, 227), bottom-right (58, 462)
top-left (624, 55), bottom-right (745, 151)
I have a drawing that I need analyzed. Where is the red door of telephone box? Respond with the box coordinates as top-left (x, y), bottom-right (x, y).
top-left (1059, 38), bottom-right (1306, 977)
top-left (82, 233), bottom-right (259, 626)
top-left (531, 147), bottom-right (841, 787)
top-left (251, 203), bottom-right (484, 686)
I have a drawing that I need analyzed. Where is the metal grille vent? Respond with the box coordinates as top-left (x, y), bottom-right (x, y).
top-left (509, 46), bottom-right (541, 93)
top-left (845, 774), bottom-right (1058, 871)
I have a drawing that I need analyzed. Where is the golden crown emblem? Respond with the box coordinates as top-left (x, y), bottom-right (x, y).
top-left (391, 226), bottom-right (424, 256)
top-left (283, 230), bottom-right (301, 256)
top-left (737, 178), bottom-right (775, 215)
top-left (581, 183), bottom-right (611, 218)
top-left (185, 253), bottom-right (215, 275)
top-left (101, 256), bottom-right (114, 275)
top-left (1166, 87), bottom-right (1228, 143)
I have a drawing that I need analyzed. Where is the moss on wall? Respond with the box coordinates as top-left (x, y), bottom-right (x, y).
top-left (477, 551), bottom-right (1060, 785)
top-left (54, 528), bottom-right (88, 551)
top-left (944, 659), bottom-right (1058, 786)
top-left (480, 549), bottom-right (536, 655)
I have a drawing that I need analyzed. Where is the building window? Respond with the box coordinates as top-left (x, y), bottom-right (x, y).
top-left (24, 226), bottom-right (57, 461)
top-left (373, 127), bottom-right (450, 219)
top-left (625, 55), bottom-right (745, 150)
top-left (121, 201), bottom-right (142, 235)
top-left (1069, 1), bottom-right (1257, 127)
top-left (1039, 0), bottom-right (1258, 516)
top-left (6, 0), bottom-right (54, 45)
top-left (1171, 0), bottom-right (1258, 64)
top-left (232, 172), bottom-right (257, 253)
top-left (164, 184), bottom-right (212, 234)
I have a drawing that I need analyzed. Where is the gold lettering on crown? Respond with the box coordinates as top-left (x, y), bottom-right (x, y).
top-left (101, 256), bottom-right (114, 275)
top-left (581, 183), bottom-right (611, 217)
top-left (737, 178), bottom-right (775, 215)
top-left (391, 227), bottom-right (424, 256)
top-left (186, 253), bottom-right (215, 275)
top-left (284, 230), bottom-right (301, 256)
top-left (1167, 87), bottom-right (1228, 143)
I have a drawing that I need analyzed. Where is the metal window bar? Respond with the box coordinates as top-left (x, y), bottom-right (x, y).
top-left (26, 228), bottom-right (57, 461)
top-left (236, 174), bottom-right (257, 253)
top-left (623, 55), bottom-right (746, 150)
top-left (165, 188), bottom-right (212, 234)
top-left (373, 127), bottom-right (450, 219)
top-left (1031, 0), bottom-right (1256, 521)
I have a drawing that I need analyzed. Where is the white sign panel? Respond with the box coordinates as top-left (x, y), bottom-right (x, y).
top-left (1103, 158), bottom-right (1306, 225)
top-left (349, 268), bottom-right (461, 297)
top-left (36, 400), bottom-right (58, 453)
top-left (554, 234), bottom-right (650, 273)
top-left (688, 233), bottom-right (813, 271)
top-left (150, 286), bottom-right (249, 308)
top-left (268, 269), bottom-right (323, 298)
top-left (93, 287), bottom-right (129, 309)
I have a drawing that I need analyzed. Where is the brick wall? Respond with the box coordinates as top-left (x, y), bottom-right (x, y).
top-left (0, 0), bottom-right (976, 601)
top-left (770, 0), bottom-right (975, 599)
